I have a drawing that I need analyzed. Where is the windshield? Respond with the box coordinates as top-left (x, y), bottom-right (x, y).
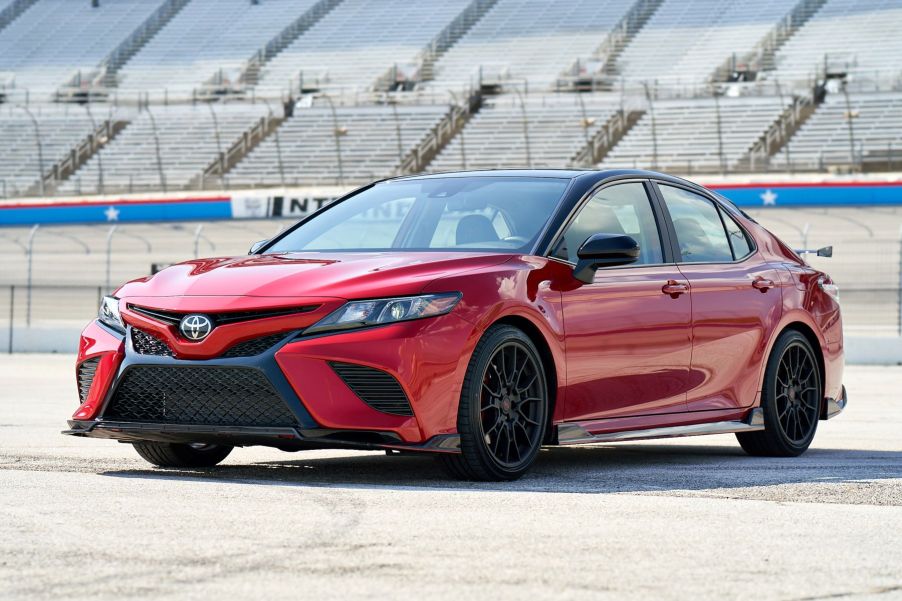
top-left (265, 176), bottom-right (570, 254)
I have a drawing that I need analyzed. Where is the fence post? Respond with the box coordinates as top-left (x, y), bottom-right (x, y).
top-left (8, 285), bottom-right (13, 354)
top-left (898, 226), bottom-right (902, 337)
top-left (25, 225), bottom-right (38, 327)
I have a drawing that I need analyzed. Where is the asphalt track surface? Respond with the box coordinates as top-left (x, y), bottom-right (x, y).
top-left (1, 355), bottom-right (900, 600)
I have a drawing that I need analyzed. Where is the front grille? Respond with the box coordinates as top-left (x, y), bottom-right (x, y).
top-left (221, 333), bottom-right (290, 358)
top-left (77, 358), bottom-right (100, 404)
top-left (103, 366), bottom-right (298, 427)
top-left (132, 328), bottom-right (174, 357)
top-left (129, 304), bottom-right (318, 326)
top-left (329, 362), bottom-right (413, 416)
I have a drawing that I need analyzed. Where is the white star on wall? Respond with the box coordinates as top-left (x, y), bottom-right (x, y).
top-left (760, 189), bottom-right (778, 206)
top-left (104, 206), bottom-right (120, 221)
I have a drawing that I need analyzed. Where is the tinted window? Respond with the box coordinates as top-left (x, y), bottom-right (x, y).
top-left (719, 207), bottom-right (752, 259)
top-left (267, 177), bottom-right (568, 253)
top-left (554, 182), bottom-right (663, 265)
top-left (659, 185), bottom-right (733, 263)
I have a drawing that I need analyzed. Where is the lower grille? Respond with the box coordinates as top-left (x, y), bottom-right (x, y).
top-left (103, 366), bottom-right (298, 427)
top-left (77, 357), bottom-right (100, 404)
top-left (221, 333), bottom-right (290, 358)
top-left (329, 362), bottom-right (413, 416)
top-left (132, 328), bottom-right (174, 357)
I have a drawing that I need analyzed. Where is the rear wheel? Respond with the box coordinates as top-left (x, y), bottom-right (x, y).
top-left (737, 330), bottom-right (821, 457)
top-left (437, 325), bottom-right (549, 481)
top-left (132, 441), bottom-right (233, 468)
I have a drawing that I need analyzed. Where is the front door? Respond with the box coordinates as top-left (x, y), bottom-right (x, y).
top-left (555, 181), bottom-right (693, 422)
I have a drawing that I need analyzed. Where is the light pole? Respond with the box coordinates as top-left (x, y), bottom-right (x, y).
top-left (262, 99), bottom-right (286, 187)
top-left (775, 77), bottom-right (791, 174)
top-left (320, 93), bottom-right (346, 186)
top-left (20, 106), bottom-right (45, 196)
top-left (84, 102), bottom-right (104, 193)
top-left (448, 90), bottom-right (467, 170)
top-left (389, 99), bottom-right (404, 173)
top-left (642, 81), bottom-right (658, 170)
top-left (205, 101), bottom-right (226, 188)
top-left (511, 87), bottom-right (532, 168)
top-left (144, 106), bottom-right (167, 192)
top-left (712, 87), bottom-right (726, 175)
top-left (841, 80), bottom-right (858, 170)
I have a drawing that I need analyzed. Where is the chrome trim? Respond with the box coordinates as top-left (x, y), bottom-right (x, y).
top-left (824, 386), bottom-right (847, 420)
top-left (557, 408), bottom-right (765, 445)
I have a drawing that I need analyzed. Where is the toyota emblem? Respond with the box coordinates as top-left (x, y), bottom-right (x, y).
top-left (179, 314), bottom-right (213, 341)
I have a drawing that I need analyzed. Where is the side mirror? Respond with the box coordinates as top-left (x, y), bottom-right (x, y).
top-left (248, 239), bottom-right (269, 254)
top-left (573, 233), bottom-right (640, 284)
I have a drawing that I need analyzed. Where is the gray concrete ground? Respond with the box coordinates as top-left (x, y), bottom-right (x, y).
top-left (0, 355), bottom-right (900, 601)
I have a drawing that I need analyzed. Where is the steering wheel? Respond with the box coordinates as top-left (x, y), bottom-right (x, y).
top-left (502, 236), bottom-right (529, 245)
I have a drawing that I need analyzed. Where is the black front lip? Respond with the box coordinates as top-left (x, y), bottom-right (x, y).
top-left (62, 419), bottom-right (461, 454)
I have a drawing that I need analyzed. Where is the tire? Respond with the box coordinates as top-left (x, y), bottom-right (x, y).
top-left (437, 324), bottom-right (549, 481)
top-left (132, 441), bottom-right (233, 468)
top-left (737, 330), bottom-right (822, 457)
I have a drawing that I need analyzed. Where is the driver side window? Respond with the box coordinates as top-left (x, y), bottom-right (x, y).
top-left (554, 183), bottom-right (663, 265)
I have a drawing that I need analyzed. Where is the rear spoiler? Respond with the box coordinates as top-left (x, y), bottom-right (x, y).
top-left (794, 246), bottom-right (833, 258)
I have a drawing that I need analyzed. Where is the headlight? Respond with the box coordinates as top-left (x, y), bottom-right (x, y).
top-left (98, 296), bottom-right (125, 332)
top-left (305, 293), bottom-right (461, 335)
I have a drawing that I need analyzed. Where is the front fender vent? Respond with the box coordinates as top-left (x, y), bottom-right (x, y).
top-left (77, 357), bottom-right (100, 404)
top-left (329, 362), bottom-right (413, 417)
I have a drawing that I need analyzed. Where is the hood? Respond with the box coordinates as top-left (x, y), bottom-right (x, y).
top-left (116, 251), bottom-right (514, 300)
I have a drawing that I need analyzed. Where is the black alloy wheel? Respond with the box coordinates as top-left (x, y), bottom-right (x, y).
top-left (737, 330), bottom-right (821, 457)
top-left (437, 324), bottom-right (549, 481)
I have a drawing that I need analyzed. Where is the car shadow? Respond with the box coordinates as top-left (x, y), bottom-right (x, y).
top-left (100, 443), bottom-right (902, 495)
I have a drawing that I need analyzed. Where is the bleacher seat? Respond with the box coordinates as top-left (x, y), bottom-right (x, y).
top-left (603, 96), bottom-right (789, 173)
top-left (428, 0), bottom-right (628, 92)
top-left (58, 104), bottom-right (269, 195)
top-left (255, 0), bottom-right (472, 97)
top-left (430, 94), bottom-right (621, 170)
top-left (770, 0), bottom-right (902, 88)
top-left (116, 0), bottom-right (320, 97)
top-left (613, 0), bottom-right (794, 88)
top-left (228, 104), bottom-right (449, 186)
top-left (0, 106), bottom-right (97, 197)
top-left (0, 0), bottom-right (161, 100)
top-left (773, 92), bottom-right (902, 170)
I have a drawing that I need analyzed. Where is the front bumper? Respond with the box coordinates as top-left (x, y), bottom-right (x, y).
top-left (67, 311), bottom-right (478, 450)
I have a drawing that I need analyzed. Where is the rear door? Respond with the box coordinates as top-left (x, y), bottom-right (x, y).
top-left (555, 181), bottom-right (692, 421)
top-left (654, 183), bottom-right (783, 412)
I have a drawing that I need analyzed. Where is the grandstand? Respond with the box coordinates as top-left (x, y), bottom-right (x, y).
top-left (769, 0), bottom-right (902, 89)
top-left (0, 0), bottom-right (901, 337)
top-left (0, 0), bottom-right (162, 101)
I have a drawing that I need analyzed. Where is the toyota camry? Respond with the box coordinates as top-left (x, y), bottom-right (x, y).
top-left (65, 169), bottom-right (846, 481)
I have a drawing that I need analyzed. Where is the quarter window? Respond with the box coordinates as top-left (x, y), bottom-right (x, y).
top-left (719, 207), bottom-right (753, 259)
top-left (553, 182), bottom-right (664, 265)
top-left (659, 185), bottom-right (733, 263)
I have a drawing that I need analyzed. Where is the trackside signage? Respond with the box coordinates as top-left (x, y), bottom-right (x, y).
top-left (1, 181), bottom-right (901, 226)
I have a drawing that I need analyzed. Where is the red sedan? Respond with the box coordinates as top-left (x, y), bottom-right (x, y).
top-left (65, 170), bottom-right (846, 481)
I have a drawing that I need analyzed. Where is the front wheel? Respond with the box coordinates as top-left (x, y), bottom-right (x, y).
top-left (737, 330), bottom-right (821, 457)
top-left (437, 325), bottom-right (549, 481)
top-left (132, 441), bottom-right (233, 468)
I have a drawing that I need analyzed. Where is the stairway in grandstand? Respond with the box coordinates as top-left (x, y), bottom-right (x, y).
top-left (237, 0), bottom-right (343, 88)
top-left (0, 0), bottom-right (38, 34)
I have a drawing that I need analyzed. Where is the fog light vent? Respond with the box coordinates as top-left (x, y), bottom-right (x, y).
top-left (329, 362), bottom-right (413, 417)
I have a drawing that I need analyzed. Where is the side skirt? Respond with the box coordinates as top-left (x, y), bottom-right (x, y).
top-left (556, 408), bottom-right (764, 445)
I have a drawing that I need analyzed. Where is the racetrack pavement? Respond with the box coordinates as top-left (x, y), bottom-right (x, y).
top-left (1, 355), bottom-right (900, 600)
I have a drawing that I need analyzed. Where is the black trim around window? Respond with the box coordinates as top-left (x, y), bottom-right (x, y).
top-left (649, 180), bottom-right (758, 265)
top-left (542, 178), bottom-right (678, 269)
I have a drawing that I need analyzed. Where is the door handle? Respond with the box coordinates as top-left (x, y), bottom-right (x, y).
top-left (662, 280), bottom-right (689, 298)
top-left (752, 278), bottom-right (775, 291)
